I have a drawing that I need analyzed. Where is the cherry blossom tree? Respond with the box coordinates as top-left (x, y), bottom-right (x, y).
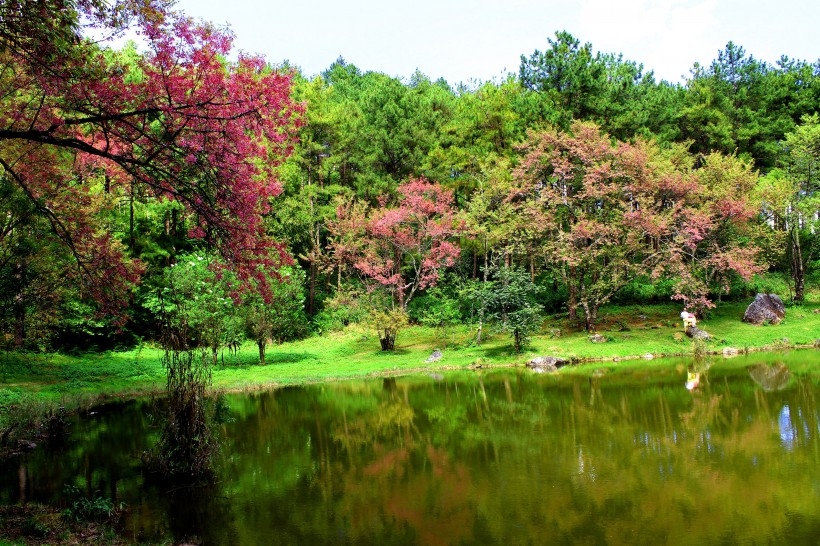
top-left (329, 178), bottom-right (462, 349)
top-left (513, 121), bottom-right (763, 330)
top-left (1, 0), bottom-right (301, 479)
top-left (0, 0), bottom-right (301, 317)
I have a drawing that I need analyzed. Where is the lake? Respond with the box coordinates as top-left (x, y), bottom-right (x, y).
top-left (2, 351), bottom-right (820, 545)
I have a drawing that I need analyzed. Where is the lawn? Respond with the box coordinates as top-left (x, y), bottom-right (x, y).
top-left (2, 300), bottom-right (819, 407)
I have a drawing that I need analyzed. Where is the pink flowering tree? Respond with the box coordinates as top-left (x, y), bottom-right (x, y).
top-left (0, 0), bottom-right (300, 478)
top-left (0, 0), bottom-right (301, 321)
top-left (513, 121), bottom-right (764, 330)
top-left (667, 152), bottom-right (766, 315)
top-left (330, 178), bottom-right (462, 349)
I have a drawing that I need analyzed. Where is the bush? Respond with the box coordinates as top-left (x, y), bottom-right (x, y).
top-left (62, 485), bottom-right (124, 523)
top-left (738, 272), bottom-right (793, 300)
top-left (612, 276), bottom-right (675, 304)
top-left (312, 286), bottom-right (372, 332)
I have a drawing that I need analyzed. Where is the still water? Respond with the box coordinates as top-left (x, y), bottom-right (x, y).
top-left (3, 352), bottom-right (820, 545)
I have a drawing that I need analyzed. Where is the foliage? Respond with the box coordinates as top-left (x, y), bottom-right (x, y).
top-left (757, 114), bottom-right (820, 302)
top-left (1, 3), bottom-right (820, 373)
top-left (243, 264), bottom-right (309, 363)
top-left (312, 284), bottom-right (372, 333)
top-left (61, 485), bottom-right (124, 524)
top-left (412, 283), bottom-right (463, 347)
top-left (512, 121), bottom-right (764, 329)
top-left (0, 0), bottom-right (300, 321)
top-left (143, 252), bottom-right (240, 364)
top-left (368, 305), bottom-right (410, 352)
top-left (484, 265), bottom-right (544, 352)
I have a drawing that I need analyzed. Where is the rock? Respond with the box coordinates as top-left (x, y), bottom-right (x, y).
top-left (17, 440), bottom-right (37, 451)
top-left (643, 353), bottom-right (654, 360)
top-left (527, 356), bottom-right (569, 372)
top-left (743, 293), bottom-right (786, 325)
top-left (425, 349), bottom-right (443, 363)
top-left (588, 333), bottom-right (607, 343)
top-left (722, 347), bottom-right (739, 357)
top-left (685, 326), bottom-right (711, 340)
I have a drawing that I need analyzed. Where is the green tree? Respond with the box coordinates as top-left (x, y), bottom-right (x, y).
top-left (145, 252), bottom-right (240, 366)
top-left (485, 265), bottom-right (543, 353)
top-left (243, 265), bottom-right (308, 364)
top-left (519, 31), bottom-right (606, 128)
top-left (679, 42), bottom-right (820, 171)
top-left (760, 114), bottom-right (820, 302)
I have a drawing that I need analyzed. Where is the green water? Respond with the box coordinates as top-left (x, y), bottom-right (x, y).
top-left (3, 352), bottom-right (820, 545)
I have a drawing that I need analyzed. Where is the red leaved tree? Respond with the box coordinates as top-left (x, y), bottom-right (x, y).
top-left (0, 0), bottom-right (300, 319)
top-left (329, 178), bottom-right (462, 349)
top-left (513, 121), bottom-right (763, 330)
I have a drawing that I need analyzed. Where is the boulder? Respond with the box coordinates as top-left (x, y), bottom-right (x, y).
top-left (685, 326), bottom-right (711, 340)
top-left (743, 293), bottom-right (786, 325)
top-left (588, 333), bottom-right (607, 344)
top-left (527, 356), bottom-right (569, 372)
top-left (425, 349), bottom-right (443, 363)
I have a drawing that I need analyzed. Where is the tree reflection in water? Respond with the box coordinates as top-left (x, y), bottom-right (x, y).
top-left (3, 353), bottom-right (820, 544)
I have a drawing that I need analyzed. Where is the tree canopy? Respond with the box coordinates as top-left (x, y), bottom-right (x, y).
top-left (2, 8), bottom-right (820, 351)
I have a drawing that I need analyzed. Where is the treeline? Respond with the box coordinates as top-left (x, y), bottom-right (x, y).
top-left (2, 28), bottom-right (819, 354)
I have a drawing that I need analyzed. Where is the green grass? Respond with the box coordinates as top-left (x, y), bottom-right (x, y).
top-left (2, 300), bottom-right (820, 404)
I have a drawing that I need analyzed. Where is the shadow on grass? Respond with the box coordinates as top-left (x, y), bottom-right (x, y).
top-left (216, 351), bottom-right (314, 369)
top-left (373, 348), bottom-right (411, 357)
top-left (480, 345), bottom-right (519, 359)
top-left (261, 352), bottom-right (314, 365)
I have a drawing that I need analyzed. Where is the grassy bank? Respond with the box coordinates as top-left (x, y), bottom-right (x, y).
top-left (2, 301), bottom-right (820, 407)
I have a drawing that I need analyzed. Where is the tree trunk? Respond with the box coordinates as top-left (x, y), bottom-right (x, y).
top-left (567, 266), bottom-right (578, 321)
top-left (379, 328), bottom-right (396, 351)
top-left (582, 302), bottom-right (598, 332)
top-left (513, 329), bottom-right (522, 353)
top-left (308, 261), bottom-right (317, 317)
top-left (257, 339), bottom-right (266, 364)
top-left (789, 228), bottom-right (805, 303)
top-left (12, 261), bottom-right (25, 348)
top-left (129, 182), bottom-right (135, 250)
top-left (475, 239), bottom-right (489, 345)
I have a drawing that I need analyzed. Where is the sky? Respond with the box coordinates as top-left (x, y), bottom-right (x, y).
top-left (172, 0), bottom-right (819, 86)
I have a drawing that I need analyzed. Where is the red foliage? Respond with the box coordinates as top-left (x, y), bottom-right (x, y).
top-left (512, 121), bottom-right (763, 328)
top-left (331, 179), bottom-right (463, 309)
top-left (0, 2), bottom-right (301, 314)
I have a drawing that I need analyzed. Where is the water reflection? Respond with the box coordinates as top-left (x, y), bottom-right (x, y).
top-left (2, 352), bottom-right (820, 544)
top-left (749, 362), bottom-right (792, 391)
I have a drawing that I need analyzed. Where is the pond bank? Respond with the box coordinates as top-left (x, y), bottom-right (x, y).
top-left (2, 302), bottom-right (820, 399)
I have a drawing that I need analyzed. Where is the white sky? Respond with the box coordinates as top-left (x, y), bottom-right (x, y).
top-left (173, 0), bottom-right (819, 86)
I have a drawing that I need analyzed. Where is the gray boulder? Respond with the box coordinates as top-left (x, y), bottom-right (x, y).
top-left (743, 293), bottom-right (786, 325)
top-left (685, 325), bottom-right (712, 340)
top-left (425, 349), bottom-right (443, 363)
top-left (527, 356), bottom-right (569, 372)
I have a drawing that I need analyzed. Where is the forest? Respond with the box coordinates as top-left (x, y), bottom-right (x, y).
top-left (2, 0), bottom-right (820, 357)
